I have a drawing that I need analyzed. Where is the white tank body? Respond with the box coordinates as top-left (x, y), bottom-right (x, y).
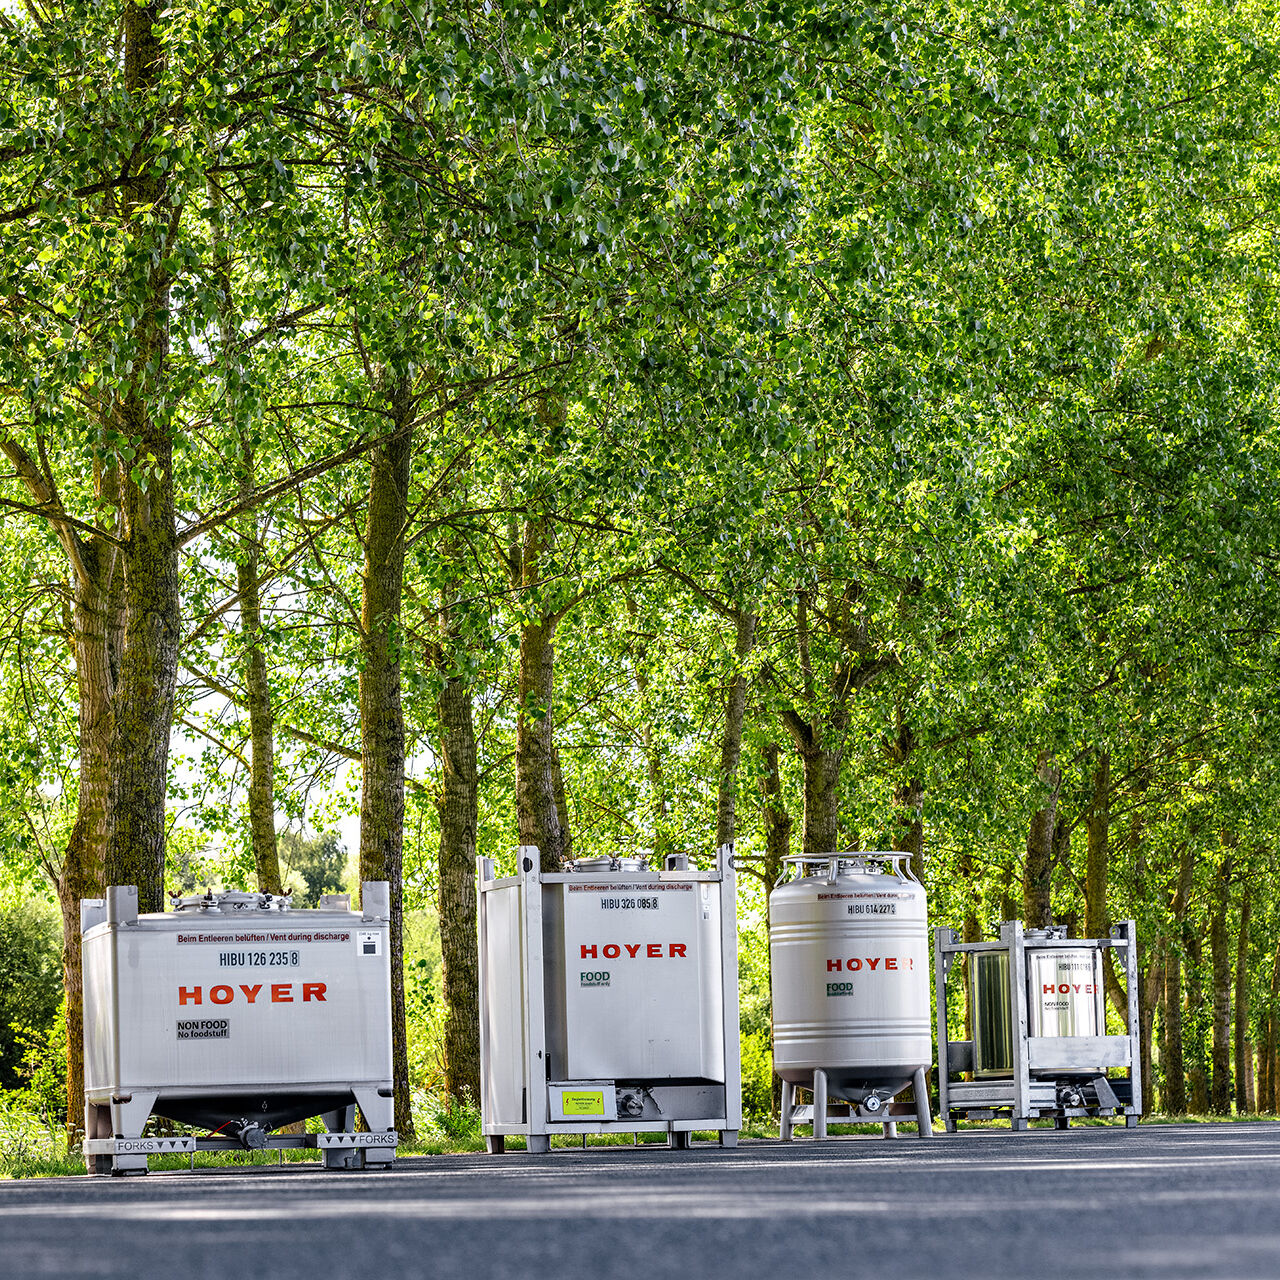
top-left (81, 884), bottom-right (394, 1134)
top-left (770, 855), bottom-right (931, 1097)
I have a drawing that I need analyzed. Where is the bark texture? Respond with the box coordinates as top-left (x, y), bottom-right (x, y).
top-left (1264, 945), bottom-right (1280, 1112)
top-left (436, 665), bottom-right (481, 1104)
top-left (1235, 890), bottom-right (1254, 1114)
top-left (236, 453), bottom-right (283, 895)
top-left (1162, 847), bottom-right (1195, 1115)
top-left (357, 380), bottom-right (414, 1138)
top-left (1210, 855), bottom-right (1234, 1114)
top-left (103, 0), bottom-right (177, 914)
top-left (1022, 755), bottom-right (1062, 929)
top-left (512, 517), bottom-right (568, 872)
top-left (1185, 932), bottom-right (1210, 1113)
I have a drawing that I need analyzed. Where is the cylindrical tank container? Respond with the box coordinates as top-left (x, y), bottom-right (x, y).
top-left (972, 930), bottom-right (1108, 1077)
top-left (1027, 948), bottom-right (1105, 1038)
top-left (81, 883), bottom-right (396, 1174)
top-left (478, 847), bottom-right (740, 1153)
top-left (770, 854), bottom-right (932, 1135)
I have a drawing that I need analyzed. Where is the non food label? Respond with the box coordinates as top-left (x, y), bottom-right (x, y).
top-left (560, 1090), bottom-right (606, 1117)
top-left (357, 929), bottom-right (382, 957)
top-left (599, 896), bottom-right (659, 910)
top-left (177, 1018), bottom-right (229, 1041)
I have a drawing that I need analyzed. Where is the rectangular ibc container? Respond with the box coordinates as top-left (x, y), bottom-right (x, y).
top-left (81, 883), bottom-right (396, 1173)
top-left (478, 847), bottom-right (740, 1152)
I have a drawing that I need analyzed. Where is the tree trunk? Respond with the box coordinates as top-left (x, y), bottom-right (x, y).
top-left (1084, 750), bottom-right (1110, 939)
top-left (798, 745), bottom-right (842, 854)
top-left (1265, 945), bottom-right (1280, 1112)
top-left (1210, 857), bottom-right (1234, 1114)
top-left (103, 0), bottom-right (177, 914)
top-left (1022, 756), bottom-right (1061, 929)
top-left (1235, 891), bottom-right (1253, 1114)
top-left (517, 610), bottom-right (567, 872)
top-left (1161, 844), bottom-right (1196, 1115)
top-left (759, 741), bottom-right (793, 877)
top-left (436, 665), bottom-right (480, 1105)
top-left (893, 775), bottom-right (924, 882)
top-left (1086, 751), bottom-right (1129, 1019)
top-left (1162, 943), bottom-right (1186, 1114)
top-left (630, 651), bottom-right (669, 857)
top-left (210, 169), bottom-right (283, 900)
top-left (236, 452), bottom-right (283, 895)
top-left (60, 530), bottom-right (122, 1145)
top-left (714, 611), bottom-right (757, 849)
top-left (1, 448), bottom-right (123, 1148)
top-left (357, 378), bottom-right (414, 1138)
top-left (1139, 945), bottom-right (1163, 1118)
top-left (1185, 932), bottom-right (1210, 1113)
top-left (759, 741), bottom-right (792, 1112)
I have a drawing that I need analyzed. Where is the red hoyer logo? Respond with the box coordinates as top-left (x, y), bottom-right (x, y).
top-left (580, 943), bottom-right (687, 959)
top-left (827, 957), bottom-right (913, 971)
top-left (1044, 983), bottom-right (1097, 995)
top-left (178, 983), bottom-right (326, 1005)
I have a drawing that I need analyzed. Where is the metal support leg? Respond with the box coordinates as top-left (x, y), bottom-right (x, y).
top-left (813, 1070), bottom-right (828, 1142)
top-left (1011, 1117), bottom-right (1029, 1132)
top-left (671, 1130), bottom-right (692, 1150)
top-left (1125, 1114), bottom-right (1140, 1129)
top-left (780, 1080), bottom-right (795, 1142)
top-left (485, 1135), bottom-right (506, 1154)
top-left (526, 1134), bottom-right (550, 1153)
top-left (719, 1130), bottom-right (738, 1148)
top-left (912, 1066), bottom-right (933, 1138)
top-left (882, 1121), bottom-right (897, 1139)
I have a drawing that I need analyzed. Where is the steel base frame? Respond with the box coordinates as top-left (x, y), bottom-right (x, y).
top-left (83, 1097), bottom-right (396, 1175)
top-left (779, 1066), bottom-right (933, 1141)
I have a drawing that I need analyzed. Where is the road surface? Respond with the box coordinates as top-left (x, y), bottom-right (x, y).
top-left (2, 1123), bottom-right (1276, 1279)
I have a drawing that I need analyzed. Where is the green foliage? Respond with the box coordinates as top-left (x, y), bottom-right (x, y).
top-left (278, 831), bottom-right (350, 907)
top-left (2, 0), bottom-right (1280, 1140)
top-left (0, 901), bottom-right (62, 1092)
top-left (12, 1002), bottom-right (68, 1129)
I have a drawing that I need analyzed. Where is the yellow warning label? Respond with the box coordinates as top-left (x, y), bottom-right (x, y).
top-left (561, 1090), bottom-right (606, 1116)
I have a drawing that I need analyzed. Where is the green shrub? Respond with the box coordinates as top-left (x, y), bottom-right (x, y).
top-left (0, 899), bottom-right (62, 1091)
top-left (740, 1028), bottom-right (774, 1122)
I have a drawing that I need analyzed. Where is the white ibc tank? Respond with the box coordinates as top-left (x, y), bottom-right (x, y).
top-left (770, 854), bottom-right (931, 1099)
top-left (81, 883), bottom-right (395, 1144)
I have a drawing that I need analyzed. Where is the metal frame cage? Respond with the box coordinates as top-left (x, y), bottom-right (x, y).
top-left (934, 919), bottom-right (1142, 1131)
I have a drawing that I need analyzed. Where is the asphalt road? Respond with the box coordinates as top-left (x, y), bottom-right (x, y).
top-left (2, 1123), bottom-right (1278, 1279)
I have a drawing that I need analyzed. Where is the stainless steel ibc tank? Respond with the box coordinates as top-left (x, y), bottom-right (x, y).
top-left (478, 846), bottom-right (741, 1153)
top-left (80, 883), bottom-right (397, 1174)
top-left (770, 854), bottom-right (932, 1138)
